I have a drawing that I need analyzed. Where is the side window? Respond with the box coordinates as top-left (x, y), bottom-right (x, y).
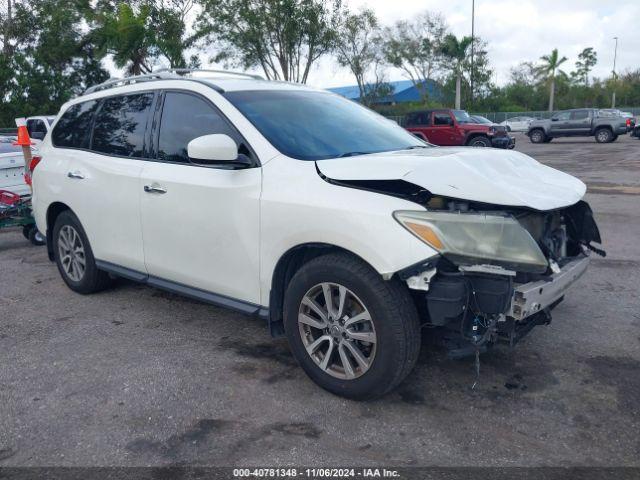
top-left (571, 110), bottom-right (589, 120)
top-left (553, 112), bottom-right (571, 121)
top-left (92, 93), bottom-right (154, 158)
top-left (433, 113), bottom-right (452, 126)
top-left (407, 112), bottom-right (429, 126)
top-left (51, 100), bottom-right (99, 149)
top-left (157, 92), bottom-right (238, 164)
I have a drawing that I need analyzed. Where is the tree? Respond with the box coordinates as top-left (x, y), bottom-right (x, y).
top-left (572, 47), bottom-right (597, 87)
top-left (382, 12), bottom-right (447, 103)
top-left (537, 48), bottom-right (568, 111)
top-left (334, 8), bottom-right (386, 104)
top-left (196, 0), bottom-right (342, 83)
top-left (439, 34), bottom-right (472, 109)
top-left (0, 0), bottom-right (108, 125)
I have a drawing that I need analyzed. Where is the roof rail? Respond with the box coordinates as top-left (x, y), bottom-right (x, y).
top-left (156, 68), bottom-right (264, 81)
top-left (83, 71), bottom-right (178, 95)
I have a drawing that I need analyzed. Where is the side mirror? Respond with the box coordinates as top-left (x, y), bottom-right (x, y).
top-left (31, 131), bottom-right (45, 140)
top-left (187, 134), bottom-right (251, 167)
top-left (551, 118), bottom-right (559, 122)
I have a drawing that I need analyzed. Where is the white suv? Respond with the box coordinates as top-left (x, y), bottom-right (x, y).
top-left (32, 70), bottom-right (603, 399)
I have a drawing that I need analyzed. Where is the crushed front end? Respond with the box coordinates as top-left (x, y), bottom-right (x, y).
top-left (396, 198), bottom-right (604, 358)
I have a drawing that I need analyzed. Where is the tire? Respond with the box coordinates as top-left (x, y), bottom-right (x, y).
top-left (28, 227), bottom-right (46, 246)
top-left (595, 128), bottom-right (613, 143)
top-left (22, 224), bottom-right (31, 240)
top-left (468, 136), bottom-right (491, 147)
top-left (529, 129), bottom-right (546, 143)
top-left (52, 210), bottom-right (112, 294)
top-left (543, 137), bottom-right (553, 143)
top-left (611, 135), bottom-right (619, 142)
top-left (283, 253), bottom-right (421, 400)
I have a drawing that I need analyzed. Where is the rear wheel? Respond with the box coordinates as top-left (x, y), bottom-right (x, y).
top-left (53, 210), bottom-right (112, 294)
top-left (529, 129), bottom-right (546, 143)
top-left (595, 128), bottom-right (613, 143)
top-left (283, 253), bottom-right (421, 400)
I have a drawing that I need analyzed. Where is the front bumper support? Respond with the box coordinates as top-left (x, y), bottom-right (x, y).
top-left (509, 255), bottom-right (590, 321)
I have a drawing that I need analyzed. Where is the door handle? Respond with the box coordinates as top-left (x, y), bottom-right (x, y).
top-left (67, 171), bottom-right (85, 180)
top-left (144, 184), bottom-right (167, 194)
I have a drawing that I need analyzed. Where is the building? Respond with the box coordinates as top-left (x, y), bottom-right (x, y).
top-left (327, 79), bottom-right (441, 105)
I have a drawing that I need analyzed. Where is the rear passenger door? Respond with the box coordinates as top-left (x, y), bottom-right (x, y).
top-left (60, 92), bottom-right (154, 273)
top-left (139, 90), bottom-right (262, 305)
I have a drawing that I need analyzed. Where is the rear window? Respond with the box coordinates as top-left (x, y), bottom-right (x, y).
top-left (0, 137), bottom-right (21, 154)
top-left (52, 100), bottom-right (99, 149)
top-left (91, 93), bottom-right (154, 158)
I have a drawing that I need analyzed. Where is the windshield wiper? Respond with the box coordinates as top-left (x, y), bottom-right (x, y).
top-left (403, 145), bottom-right (429, 150)
top-left (338, 151), bottom-right (369, 158)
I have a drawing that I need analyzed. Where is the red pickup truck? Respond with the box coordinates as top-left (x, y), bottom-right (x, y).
top-left (405, 109), bottom-right (515, 149)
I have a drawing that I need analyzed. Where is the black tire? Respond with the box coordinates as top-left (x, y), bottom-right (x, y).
top-left (22, 224), bottom-right (31, 240)
top-left (611, 135), bottom-right (619, 142)
top-left (28, 227), bottom-right (46, 246)
top-left (283, 253), bottom-right (421, 400)
top-left (543, 137), bottom-right (553, 143)
top-left (467, 136), bottom-right (491, 147)
top-left (52, 210), bottom-right (112, 294)
top-left (595, 128), bottom-right (613, 143)
top-left (529, 129), bottom-right (546, 143)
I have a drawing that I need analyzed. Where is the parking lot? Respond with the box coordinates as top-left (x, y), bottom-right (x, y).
top-left (1, 133), bottom-right (639, 467)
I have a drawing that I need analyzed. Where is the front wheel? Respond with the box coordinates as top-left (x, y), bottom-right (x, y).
top-left (529, 129), bottom-right (546, 143)
top-left (468, 136), bottom-right (491, 147)
top-left (283, 253), bottom-right (421, 400)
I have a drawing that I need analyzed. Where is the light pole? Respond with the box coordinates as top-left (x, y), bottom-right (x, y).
top-left (470, 0), bottom-right (475, 109)
top-left (612, 36), bottom-right (618, 108)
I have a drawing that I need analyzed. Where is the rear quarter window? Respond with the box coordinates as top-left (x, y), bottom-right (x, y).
top-left (52, 100), bottom-right (99, 149)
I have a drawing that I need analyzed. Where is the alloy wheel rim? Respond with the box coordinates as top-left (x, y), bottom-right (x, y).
top-left (298, 282), bottom-right (377, 380)
top-left (471, 139), bottom-right (487, 147)
top-left (58, 225), bottom-right (86, 282)
top-left (598, 131), bottom-right (608, 142)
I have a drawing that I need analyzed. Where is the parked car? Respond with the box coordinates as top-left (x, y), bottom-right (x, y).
top-left (527, 109), bottom-right (628, 143)
top-left (405, 109), bottom-right (515, 149)
top-left (631, 122), bottom-right (640, 139)
top-left (499, 116), bottom-right (535, 132)
top-left (32, 70), bottom-right (602, 399)
top-left (0, 136), bottom-right (34, 196)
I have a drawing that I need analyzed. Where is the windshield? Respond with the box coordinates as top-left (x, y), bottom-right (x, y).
top-left (471, 116), bottom-right (493, 124)
top-left (224, 90), bottom-right (427, 160)
top-left (452, 110), bottom-right (472, 124)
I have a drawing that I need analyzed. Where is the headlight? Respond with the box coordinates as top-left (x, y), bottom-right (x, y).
top-left (394, 210), bottom-right (548, 273)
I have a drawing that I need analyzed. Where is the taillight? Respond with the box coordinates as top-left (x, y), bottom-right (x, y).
top-left (627, 119), bottom-right (631, 127)
top-left (24, 155), bottom-right (41, 186)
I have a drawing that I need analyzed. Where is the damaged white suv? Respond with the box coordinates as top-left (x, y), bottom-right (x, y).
top-left (32, 70), bottom-right (603, 399)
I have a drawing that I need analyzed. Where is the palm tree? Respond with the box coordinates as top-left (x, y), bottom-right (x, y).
top-left (537, 49), bottom-right (568, 111)
top-left (439, 34), bottom-right (473, 109)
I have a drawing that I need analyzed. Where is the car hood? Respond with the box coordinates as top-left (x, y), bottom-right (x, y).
top-left (316, 147), bottom-right (586, 211)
